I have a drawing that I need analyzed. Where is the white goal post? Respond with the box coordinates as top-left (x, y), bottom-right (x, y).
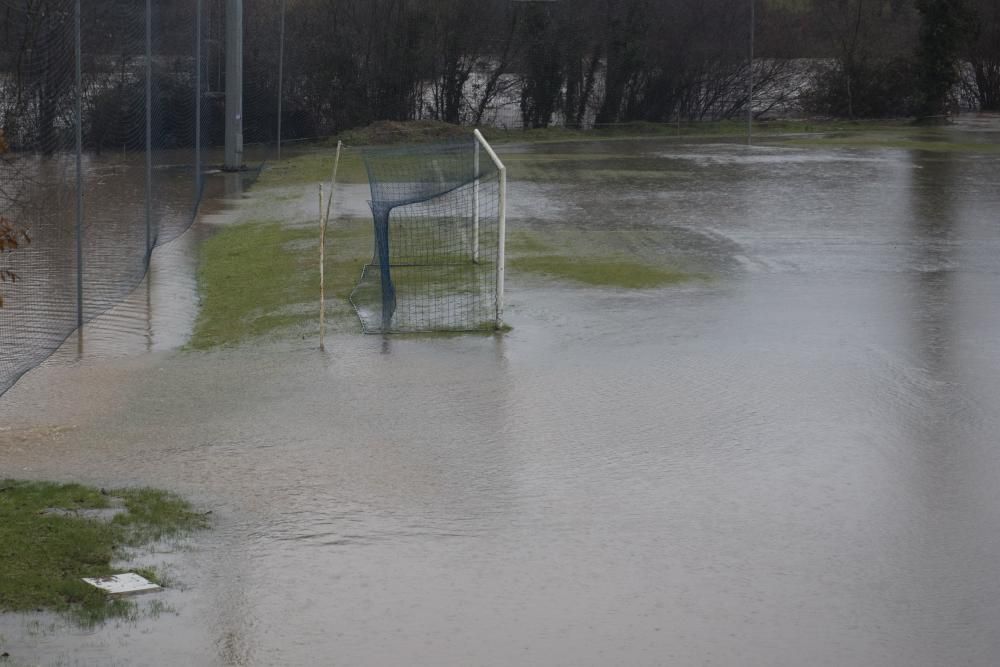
top-left (473, 128), bottom-right (507, 328)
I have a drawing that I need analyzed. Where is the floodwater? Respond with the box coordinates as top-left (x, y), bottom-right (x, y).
top-left (3, 120), bottom-right (1000, 666)
top-left (0, 145), bottom-right (263, 393)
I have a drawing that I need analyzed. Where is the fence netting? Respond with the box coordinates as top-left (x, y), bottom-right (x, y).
top-left (0, 0), bottom-right (218, 396)
top-left (353, 138), bottom-right (501, 333)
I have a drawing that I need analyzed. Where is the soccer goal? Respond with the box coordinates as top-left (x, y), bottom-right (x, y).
top-left (350, 130), bottom-right (506, 333)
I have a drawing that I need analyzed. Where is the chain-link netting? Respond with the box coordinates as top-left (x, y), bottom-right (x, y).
top-left (0, 0), bottom-right (215, 396)
top-left (352, 138), bottom-right (502, 333)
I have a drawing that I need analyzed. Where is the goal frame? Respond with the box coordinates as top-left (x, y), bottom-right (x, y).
top-left (473, 128), bottom-right (507, 329)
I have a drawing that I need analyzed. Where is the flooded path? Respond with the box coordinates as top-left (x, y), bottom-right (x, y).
top-left (2, 127), bottom-right (1000, 665)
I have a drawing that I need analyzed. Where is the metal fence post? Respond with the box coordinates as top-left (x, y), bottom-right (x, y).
top-left (277, 0), bottom-right (285, 161)
top-left (145, 0), bottom-right (153, 254)
top-left (75, 0), bottom-right (83, 329)
top-left (224, 0), bottom-right (243, 170)
top-left (196, 0), bottom-right (202, 199)
top-left (747, 0), bottom-right (754, 146)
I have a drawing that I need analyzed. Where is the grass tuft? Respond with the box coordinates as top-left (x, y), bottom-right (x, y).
top-left (0, 480), bottom-right (206, 625)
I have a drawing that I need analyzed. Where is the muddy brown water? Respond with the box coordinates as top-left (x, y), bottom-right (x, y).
top-left (2, 123), bottom-right (1000, 666)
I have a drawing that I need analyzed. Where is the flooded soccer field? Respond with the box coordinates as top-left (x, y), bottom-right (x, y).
top-left (2, 121), bottom-right (1000, 665)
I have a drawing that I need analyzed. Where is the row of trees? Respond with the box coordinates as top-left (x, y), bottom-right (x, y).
top-left (253, 0), bottom-right (1000, 136)
top-left (1, 0), bottom-right (999, 152)
top-left (261, 0), bottom-right (800, 134)
top-left (805, 0), bottom-right (998, 118)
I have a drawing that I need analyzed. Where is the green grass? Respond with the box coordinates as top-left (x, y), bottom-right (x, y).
top-left (0, 480), bottom-right (207, 625)
top-left (190, 221), bottom-right (317, 348)
top-left (189, 214), bottom-right (697, 349)
top-left (259, 150), bottom-right (368, 187)
top-left (189, 218), bottom-right (373, 348)
top-left (507, 229), bottom-right (700, 288)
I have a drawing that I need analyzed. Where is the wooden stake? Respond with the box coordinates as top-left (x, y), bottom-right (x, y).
top-left (318, 141), bottom-right (342, 352)
top-left (319, 184), bottom-right (325, 351)
top-left (323, 141), bottom-right (343, 227)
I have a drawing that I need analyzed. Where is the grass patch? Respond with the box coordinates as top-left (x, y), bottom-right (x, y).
top-left (190, 218), bottom-right (373, 348)
top-left (190, 221), bottom-right (317, 348)
top-left (508, 229), bottom-right (700, 289)
top-left (0, 480), bottom-right (207, 625)
top-left (261, 121), bottom-right (469, 187)
top-left (259, 150), bottom-right (368, 187)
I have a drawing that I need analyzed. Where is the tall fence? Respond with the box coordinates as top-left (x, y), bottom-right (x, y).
top-left (0, 0), bottom-right (263, 396)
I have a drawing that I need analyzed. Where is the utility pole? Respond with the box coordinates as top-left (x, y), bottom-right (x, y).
top-left (224, 0), bottom-right (243, 171)
top-left (195, 0), bottom-right (202, 195)
top-left (747, 0), bottom-right (754, 146)
top-left (277, 0), bottom-right (286, 162)
top-left (74, 0), bottom-right (83, 330)
top-left (145, 0), bottom-right (153, 250)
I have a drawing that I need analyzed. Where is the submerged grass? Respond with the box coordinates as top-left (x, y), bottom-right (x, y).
top-left (258, 119), bottom-right (985, 189)
top-left (772, 134), bottom-right (1000, 153)
top-left (0, 480), bottom-right (207, 625)
top-left (486, 118), bottom-right (915, 145)
top-left (510, 255), bottom-right (693, 288)
top-left (507, 230), bottom-right (699, 288)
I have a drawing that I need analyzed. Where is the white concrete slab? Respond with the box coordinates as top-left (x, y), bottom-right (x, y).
top-left (82, 573), bottom-right (161, 596)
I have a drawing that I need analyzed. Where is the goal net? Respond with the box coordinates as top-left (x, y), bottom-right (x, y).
top-left (351, 131), bottom-right (506, 333)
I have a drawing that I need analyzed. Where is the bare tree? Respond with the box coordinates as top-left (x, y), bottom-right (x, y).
top-left (807, 0), bottom-right (919, 118)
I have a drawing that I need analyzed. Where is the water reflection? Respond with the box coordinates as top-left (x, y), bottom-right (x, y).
top-left (899, 150), bottom-right (1000, 663)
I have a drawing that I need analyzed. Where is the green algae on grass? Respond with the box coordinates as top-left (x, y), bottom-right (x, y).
top-left (0, 480), bottom-right (206, 625)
